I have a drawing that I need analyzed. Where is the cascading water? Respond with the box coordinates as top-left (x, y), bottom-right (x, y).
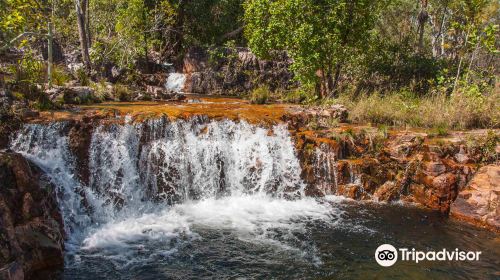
top-left (10, 117), bottom-right (342, 268)
top-left (314, 144), bottom-right (338, 195)
top-left (9, 117), bottom-right (500, 279)
top-left (165, 73), bottom-right (186, 93)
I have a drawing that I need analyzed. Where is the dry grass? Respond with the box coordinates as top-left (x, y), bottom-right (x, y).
top-left (335, 90), bottom-right (499, 130)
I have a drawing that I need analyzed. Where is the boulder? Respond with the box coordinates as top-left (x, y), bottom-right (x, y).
top-left (0, 152), bottom-right (64, 279)
top-left (373, 181), bottom-right (399, 202)
top-left (450, 165), bottom-right (500, 230)
top-left (182, 47), bottom-right (295, 95)
top-left (47, 86), bottom-right (95, 104)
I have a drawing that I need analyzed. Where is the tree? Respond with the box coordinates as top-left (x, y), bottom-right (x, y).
top-left (244, 0), bottom-right (381, 98)
top-left (75, 0), bottom-right (91, 70)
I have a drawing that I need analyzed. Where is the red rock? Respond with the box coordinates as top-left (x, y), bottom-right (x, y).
top-left (450, 165), bottom-right (500, 231)
top-left (423, 161), bottom-right (446, 177)
top-left (0, 152), bottom-right (64, 278)
top-left (373, 181), bottom-right (399, 202)
top-left (432, 173), bottom-right (457, 192)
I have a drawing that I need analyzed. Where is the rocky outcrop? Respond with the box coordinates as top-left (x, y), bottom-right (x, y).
top-left (46, 86), bottom-right (95, 104)
top-left (0, 90), bottom-right (24, 149)
top-left (282, 105), bottom-right (349, 129)
top-left (295, 128), bottom-right (496, 215)
top-left (182, 47), bottom-right (295, 95)
top-left (450, 165), bottom-right (500, 231)
top-left (0, 152), bottom-right (64, 279)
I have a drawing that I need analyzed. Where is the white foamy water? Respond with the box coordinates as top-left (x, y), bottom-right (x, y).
top-left (82, 195), bottom-right (338, 249)
top-left (165, 73), bottom-right (186, 93)
top-left (10, 118), bottom-right (344, 266)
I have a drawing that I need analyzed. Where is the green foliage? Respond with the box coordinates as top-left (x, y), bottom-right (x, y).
top-left (249, 85), bottom-right (270, 104)
top-left (466, 130), bottom-right (499, 163)
top-left (75, 68), bottom-right (90, 86)
top-left (337, 87), bottom-right (499, 130)
top-left (0, 0), bottom-right (50, 45)
top-left (113, 84), bottom-right (132, 101)
top-left (91, 79), bottom-right (112, 101)
top-left (280, 86), bottom-right (318, 104)
top-left (51, 65), bottom-right (72, 86)
top-left (244, 0), bottom-right (382, 96)
top-left (32, 96), bottom-right (56, 111)
top-left (10, 53), bottom-right (45, 83)
top-left (428, 125), bottom-right (449, 137)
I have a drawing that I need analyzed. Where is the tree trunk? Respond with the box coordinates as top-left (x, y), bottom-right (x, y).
top-left (330, 63), bottom-right (342, 98)
top-left (142, 0), bottom-right (149, 72)
top-left (162, 0), bottom-right (187, 68)
top-left (75, 0), bottom-right (91, 71)
top-left (85, 0), bottom-right (91, 47)
top-left (417, 0), bottom-right (429, 54)
top-left (453, 28), bottom-right (470, 94)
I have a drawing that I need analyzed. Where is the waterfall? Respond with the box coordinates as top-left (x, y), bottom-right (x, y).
top-left (314, 144), bottom-right (338, 195)
top-left (165, 73), bottom-right (186, 93)
top-left (9, 123), bottom-right (96, 248)
top-left (10, 117), bottom-right (338, 265)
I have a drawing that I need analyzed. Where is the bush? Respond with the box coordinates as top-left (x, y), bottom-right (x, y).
top-left (280, 86), bottom-right (318, 104)
top-left (113, 84), bottom-right (132, 101)
top-left (75, 68), bottom-right (90, 86)
top-left (249, 86), bottom-right (270, 104)
top-left (10, 55), bottom-right (45, 84)
top-left (51, 65), bottom-right (72, 86)
top-left (91, 79), bottom-right (112, 101)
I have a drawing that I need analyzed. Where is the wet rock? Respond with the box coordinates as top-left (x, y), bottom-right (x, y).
top-left (17, 108), bottom-right (40, 119)
top-left (373, 181), bottom-right (399, 202)
top-left (432, 173), bottom-right (457, 192)
top-left (336, 184), bottom-right (364, 199)
top-left (0, 152), bottom-right (64, 278)
top-left (143, 86), bottom-right (186, 101)
top-left (423, 160), bottom-right (447, 177)
top-left (450, 165), bottom-right (500, 230)
top-left (182, 47), bottom-right (295, 95)
top-left (387, 133), bottom-right (425, 158)
top-left (68, 117), bottom-right (96, 185)
top-left (294, 127), bottom-right (487, 216)
top-left (0, 262), bottom-right (24, 280)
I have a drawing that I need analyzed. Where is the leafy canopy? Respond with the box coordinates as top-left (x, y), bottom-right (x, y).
top-left (244, 0), bottom-right (382, 88)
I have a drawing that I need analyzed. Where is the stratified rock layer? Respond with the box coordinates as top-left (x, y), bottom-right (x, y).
top-left (0, 152), bottom-right (64, 279)
top-left (295, 127), bottom-right (497, 216)
top-left (451, 165), bottom-right (500, 231)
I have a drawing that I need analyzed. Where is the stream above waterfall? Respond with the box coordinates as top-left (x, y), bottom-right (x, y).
top-left (9, 118), bottom-right (500, 280)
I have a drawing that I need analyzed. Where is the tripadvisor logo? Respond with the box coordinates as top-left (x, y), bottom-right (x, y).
top-left (375, 244), bottom-right (482, 267)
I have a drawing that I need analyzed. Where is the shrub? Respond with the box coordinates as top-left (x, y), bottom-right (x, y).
top-left (281, 87), bottom-right (318, 104)
top-left (249, 86), bottom-right (270, 104)
top-left (91, 79), bottom-right (112, 101)
top-left (51, 65), bottom-right (72, 86)
top-left (113, 84), bottom-right (132, 101)
top-left (10, 55), bottom-right (45, 84)
top-left (466, 130), bottom-right (499, 163)
top-left (75, 68), bottom-right (90, 86)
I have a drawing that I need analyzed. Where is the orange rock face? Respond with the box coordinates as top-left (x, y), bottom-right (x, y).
top-left (451, 165), bottom-right (500, 231)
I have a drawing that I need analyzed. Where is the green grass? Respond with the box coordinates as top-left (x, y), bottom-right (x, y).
top-left (249, 86), bottom-right (270, 104)
top-left (332, 90), bottom-right (499, 130)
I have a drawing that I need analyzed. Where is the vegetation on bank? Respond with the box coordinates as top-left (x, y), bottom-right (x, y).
top-left (335, 89), bottom-right (500, 130)
top-left (1, 0), bottom-right (499, 131)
